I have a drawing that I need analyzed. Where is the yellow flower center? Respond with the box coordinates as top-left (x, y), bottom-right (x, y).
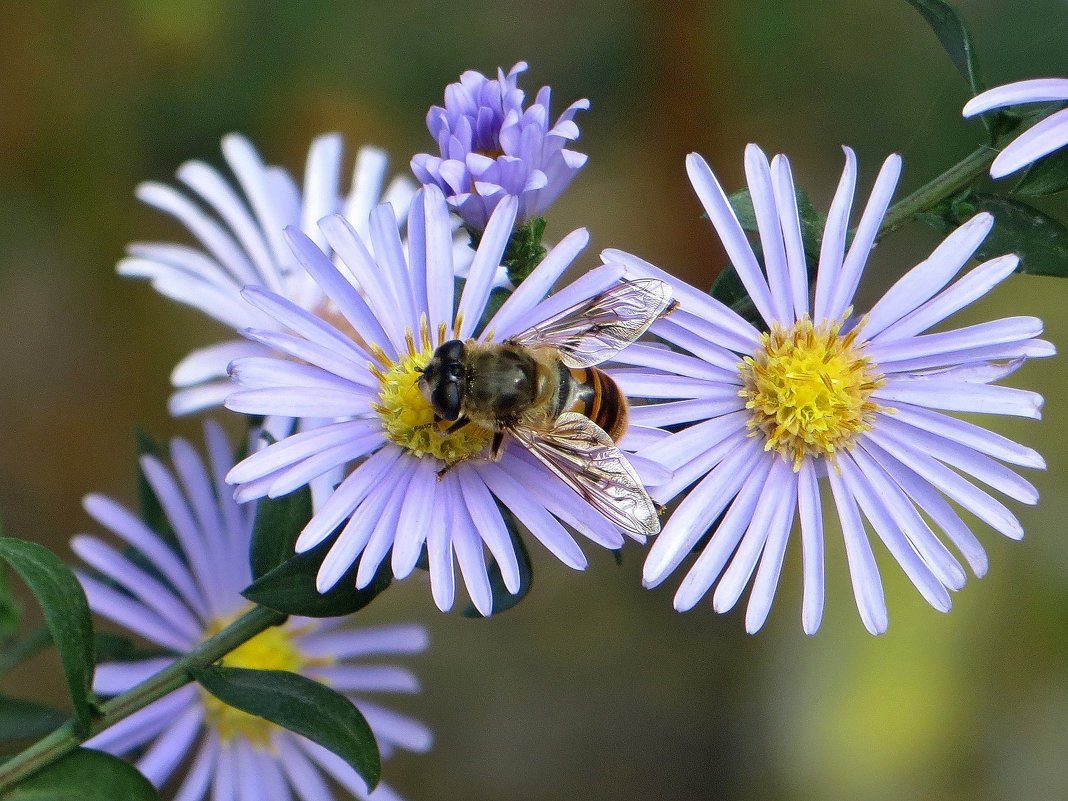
top-left (372, 321), bottom-right (492, 464)
top-left (739, 316), bottom-right (885, 470)
top-left (200, 616), bottom-right (328, 748)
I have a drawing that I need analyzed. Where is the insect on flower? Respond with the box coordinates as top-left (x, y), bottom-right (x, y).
top-left (417, 278), bottom-right (676, 537)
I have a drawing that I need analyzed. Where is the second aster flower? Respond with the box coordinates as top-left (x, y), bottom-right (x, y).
top-left (411, 62), bottom-right (589, 232)
top-left (224, 186), bottom-right (665, 615)
top-left (610, 145), bottom-right (1052, 635)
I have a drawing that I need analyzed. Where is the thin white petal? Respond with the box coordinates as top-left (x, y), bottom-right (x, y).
top-left (991, 106), bottom-right (1068, 178)
top-left (685, 152), bottom-right (776, 326)
top-left (797, 459), bottom-right (825, 634)
top-left (863, 212), bottom-right (994, 340)
top-left (838, 453), bottom-right (953, 612)
top-left (713, 458), bottom-right (796, 616)
top-left (671, 453), bottom-right (774, 611)
top-left (827, 153), bottom-right (902, 318)
top-left (744, 463), bottom-right (799, 633)
top-left (859, 437), bottom-right (989, 577)
top-left (963, 78), bottom-right (1068, 116)
top-left (643, 440), bottom-right (766, 586)
top-left (771, 154), bottom-right (810, 318)
top-left (865, 428), bottom-right (1024, 540)
top-left (744, 144), bottom-right (793, 324)
top-left (891, 402), bottom-right (1045, 469)
top-left (874, 379), bottom-right (1044, 419)
top-left (873, 251), bottom-right (1016, 343)
top-left (826, 466), bottom-right (888, 635)
top-left (876, 414), bottom-right (1039, 503)
top-left (457, 196), bottom-right (518, 339)
top-left (813, 147), bottom-right (857, 321)
top-left (294, 445), bottom-right (402, 552)
top-left (849, 446), bottom-right (967, 591)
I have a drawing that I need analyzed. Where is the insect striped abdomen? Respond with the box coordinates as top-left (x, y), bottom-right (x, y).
top-left (567, 366), bottom-right (629, 442)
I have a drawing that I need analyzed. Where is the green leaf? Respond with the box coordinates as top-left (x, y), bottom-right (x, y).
top-left (920, 191), bottom-right (1068, 277)
top-left (0, 539), bottom-right (95, 733)
top-left (242, 536), bottom-right (392, 618)
top-left (0, 696), bottom-right (67, 741)
top-left (0, 568), bottom-right (19, 645)
top-left (463, 516), bottom-right (533, 618)
top-left (905, 0), bottom-right (986, 99)
top-left (0, 747), bottom-right (160, 800)
top-left (1013, 146), bottom-right (1068, 197)
top-left (194, 666), bottom-right (380, 790)
top-left (248, 487), bottom-right (312, 580)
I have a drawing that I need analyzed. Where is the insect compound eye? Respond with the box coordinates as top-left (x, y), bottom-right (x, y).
top-left (431, 380), bottom-right (462, 421)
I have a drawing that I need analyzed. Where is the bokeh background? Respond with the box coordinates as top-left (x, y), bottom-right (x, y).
top-left (2, 1), bottom-right (1067, 799)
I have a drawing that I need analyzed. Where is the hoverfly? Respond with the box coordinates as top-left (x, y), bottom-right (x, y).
top-left (418, 278), bottom-right (675, 536)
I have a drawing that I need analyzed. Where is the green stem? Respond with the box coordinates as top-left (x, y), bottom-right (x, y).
top-left (877, 144), bottom-right (997, 237)
top-left (0, 604), bottom-right (286, 792)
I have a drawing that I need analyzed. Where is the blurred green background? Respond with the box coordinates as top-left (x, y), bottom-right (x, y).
top-left (1, 1), bottom-right (1067, 799)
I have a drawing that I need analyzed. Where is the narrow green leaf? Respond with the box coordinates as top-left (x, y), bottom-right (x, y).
top-left (0, 696), bottom-right (67, 741)
top-left (242, 537), bottom-right (392, 618)
top-left (1013, 146), bottom-right (1068, 197)
top-left (463, 517), bottom-right (533, 618)
top-left (0, 539), bottom-right (95, 733)
top-left (194, 666), bottom-right (380, 789)
top-left (248, 487), bottom-right (312, 580)
top-left (0, 747), bottom-right (160, 800)
top-left (905, 0), bottom-right (985, 98)
top-left (0, 568), bottom-right (19, 644)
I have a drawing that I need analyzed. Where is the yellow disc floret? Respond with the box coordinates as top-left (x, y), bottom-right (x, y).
top-left (739, 315), bottom-right (885, 470)
top-left (200, 616), bottom-right (328, 748)
top-left (373, 325), bottom-right (491, 464)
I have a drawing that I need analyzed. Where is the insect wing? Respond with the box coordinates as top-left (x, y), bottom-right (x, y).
top-left (510, 412), bottom-right (660, 537)
top-left (508, 279), bottom-right (674, 368)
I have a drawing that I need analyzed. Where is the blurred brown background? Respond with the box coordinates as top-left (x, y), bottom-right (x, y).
top-left (1, 1), bottom-right (1067, 799)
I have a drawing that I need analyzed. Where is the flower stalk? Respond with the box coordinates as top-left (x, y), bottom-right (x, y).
top-left (877, 143), bottom-right (997, 237)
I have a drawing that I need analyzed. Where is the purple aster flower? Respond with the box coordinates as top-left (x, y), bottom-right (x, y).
top-left (411, 62), bottom-right (589, 231)
top-left (963, 78), bottom-right (1068, 178)
top-left (608, 145), bottom-right (1052, 635)
top-left (224, 185), bottom-right (668, 615)
top-left (74, 421), bottom-right (431, 801)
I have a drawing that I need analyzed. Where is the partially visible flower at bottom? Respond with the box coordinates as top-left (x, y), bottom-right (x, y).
top-left (963, 77), bottom-right (1068, 178)
top-left (74, 421), bottom-right (431, 801)
top-left (610, 145), bottom-right (1052, 635)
